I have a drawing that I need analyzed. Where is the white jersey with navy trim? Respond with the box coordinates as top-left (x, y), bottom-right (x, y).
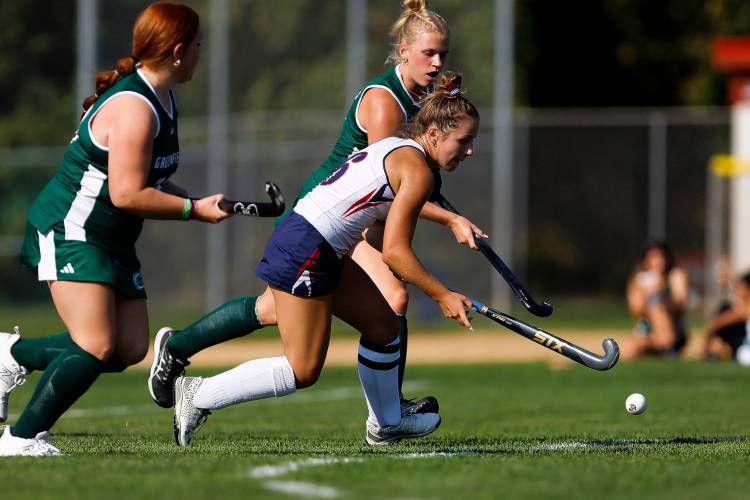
top-left (294, 137), bottom-right (425, 257)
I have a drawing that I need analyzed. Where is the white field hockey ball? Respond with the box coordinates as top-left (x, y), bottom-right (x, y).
top-left (736, 344), bottom-right (750, 366)
top-left (625, 393), bottom-right (648, 415)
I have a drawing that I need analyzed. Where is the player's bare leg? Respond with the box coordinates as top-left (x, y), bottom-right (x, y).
top-left (173, 287), bottom-right (323, 446)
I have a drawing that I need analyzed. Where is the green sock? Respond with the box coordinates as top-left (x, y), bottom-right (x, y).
top-left (397, 315), bottom-right (408, 394)
top-left (167, 295), bottom-right (262, 359)
top-left (12, 343), bottom-right (105, 439)
top-left (11, 333), bottom-right (126, 373)
top-left (11, 333), bottom-right (73, 371)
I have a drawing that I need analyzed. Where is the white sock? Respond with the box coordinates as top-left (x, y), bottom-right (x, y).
top-left (357, 337), bottom-right (400, 427)
top-left (193, 356), bottom-right (296, 410)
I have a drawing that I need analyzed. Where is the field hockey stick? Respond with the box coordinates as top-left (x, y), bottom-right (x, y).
top-left (217, 181), bottom-right (286, 217)
top-left (465, 294), bottom-right (619, 371)
top-left (433, 194), bottom-right (554, 317)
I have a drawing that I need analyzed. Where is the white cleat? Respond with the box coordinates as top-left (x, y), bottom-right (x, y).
top-left (0, 327), bottom-right (28, 422)
top-left (365, 412), bottom-right (441, 446)
top-left (173, 376), bottom-right (210, 447)
top-left (0, 426), bottom-right (62, 456)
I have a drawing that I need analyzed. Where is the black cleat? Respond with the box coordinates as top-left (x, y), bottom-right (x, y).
top-left (148, 327), bottom-right (190, 408)
top-left (400, 395), bottom-right (440, 415)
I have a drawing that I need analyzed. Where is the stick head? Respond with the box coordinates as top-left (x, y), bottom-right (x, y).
top-left (524, 300), bottom-right (553, 317)
top-left (264, 181), bottom-right (285, 210)
top-left (599, 338), bottom-right (620, 370)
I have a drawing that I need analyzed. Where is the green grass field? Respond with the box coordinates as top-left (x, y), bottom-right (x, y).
top-left (3, 359), bottom-right (749, 499)
top-left (0, 294), bottom-right (709, 338)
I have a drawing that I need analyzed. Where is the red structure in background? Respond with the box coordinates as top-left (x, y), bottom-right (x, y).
top-left (713, 37), bottom-right (750, 104)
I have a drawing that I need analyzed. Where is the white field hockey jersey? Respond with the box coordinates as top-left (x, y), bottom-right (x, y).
top-left (294, 137), bottom-right (425, 257)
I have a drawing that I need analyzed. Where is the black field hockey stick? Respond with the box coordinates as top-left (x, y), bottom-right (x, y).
top-left (465, 295), bottom-right (619, 371)
top-left (433, 194), bottom-right (553, 317)
top-left (217, 181), bottom-right (286, 217)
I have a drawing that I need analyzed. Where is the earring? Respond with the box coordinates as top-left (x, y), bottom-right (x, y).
top-left (173, 59), bottom-right (181, 67)
top-left (431, 138), bottom-right (437, 147)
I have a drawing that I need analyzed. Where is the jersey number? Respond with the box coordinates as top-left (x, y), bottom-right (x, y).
top-left (320, 151), bottom-right (368, 185)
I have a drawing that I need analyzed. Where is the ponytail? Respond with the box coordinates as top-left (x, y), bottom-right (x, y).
top-left (82, 54), bottom-right (138, 112)
top-left (401, 71), bottom-right (479, 138)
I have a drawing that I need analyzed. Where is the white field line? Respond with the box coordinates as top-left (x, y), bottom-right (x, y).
top-left (262, 480), bottom-right (341, 499)
top-left (249, 457), bottom-right (364, 478)
top-left (248, 451), bottom-right (485, 498)
top-left (250, 457), bottom-right (363, 499)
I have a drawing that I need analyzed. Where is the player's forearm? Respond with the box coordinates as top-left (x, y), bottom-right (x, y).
top-left (382, 246), bottom-right (448, 301)
top-left (159, 180), bottom-right (189, 197)
top-left (419, 201), bottom-right (453, 225)
top-left (111, 186), bottom-right (188, 220)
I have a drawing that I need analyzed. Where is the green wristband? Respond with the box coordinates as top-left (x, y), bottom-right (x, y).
top-left (181, 198), bottom-right (192, 221)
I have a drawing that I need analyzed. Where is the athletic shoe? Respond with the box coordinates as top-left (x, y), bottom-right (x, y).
top-left (148, 327), bottom-right (190, 408)
top-left (400, 395), bottom-right (440, 416)
top-left (173, 376), bottom-right (210, 447)
top-left (365, 412), bottom-right (441, 446)
top-left (0, 327), bottom-right (28, 422)
top-left (0, 426), bottom-right (62, 456)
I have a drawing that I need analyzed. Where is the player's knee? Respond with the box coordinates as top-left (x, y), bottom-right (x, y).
top-left (286, 354), bottom-right (324, 388)
top-left (119, 341), bottom-right (149, 366)
top-left (362, 314), bottom-right (399, 346)
top-left (87, 343), bottom-right (116, 362)
top-left (386, 287), bottom-right (409, 315)
top-left (292, 364), bottom-right (323, 389)
top-left (256, 290), bottom-right (277, 326)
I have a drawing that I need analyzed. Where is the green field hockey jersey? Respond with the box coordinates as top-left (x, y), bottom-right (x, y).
top-left (27, 68), bottom-right (180, 254)
top-left (295, 65), bottom-right (423, 198)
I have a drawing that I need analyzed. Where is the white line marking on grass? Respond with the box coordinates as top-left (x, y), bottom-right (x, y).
top-left (249, 457), bottom-right (363, 478)
top-left (262, 480), bottom-right (341, 498)
top-left (250, 457), bottom-right (362, 499)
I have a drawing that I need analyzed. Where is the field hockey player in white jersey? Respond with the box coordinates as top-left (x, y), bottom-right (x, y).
top-left (148, 0), bottom-right (485, 418)
top-left (172, 72), bottom-right (479, 446)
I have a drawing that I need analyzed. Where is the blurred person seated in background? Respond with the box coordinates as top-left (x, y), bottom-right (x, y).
top-left (621, 241), bottom-right (690, 360)
top-left (703, 271), bottom-right (750, 364)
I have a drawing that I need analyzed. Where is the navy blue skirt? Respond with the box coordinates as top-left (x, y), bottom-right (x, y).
top-left (256, 212), bottom-right (343, 297)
